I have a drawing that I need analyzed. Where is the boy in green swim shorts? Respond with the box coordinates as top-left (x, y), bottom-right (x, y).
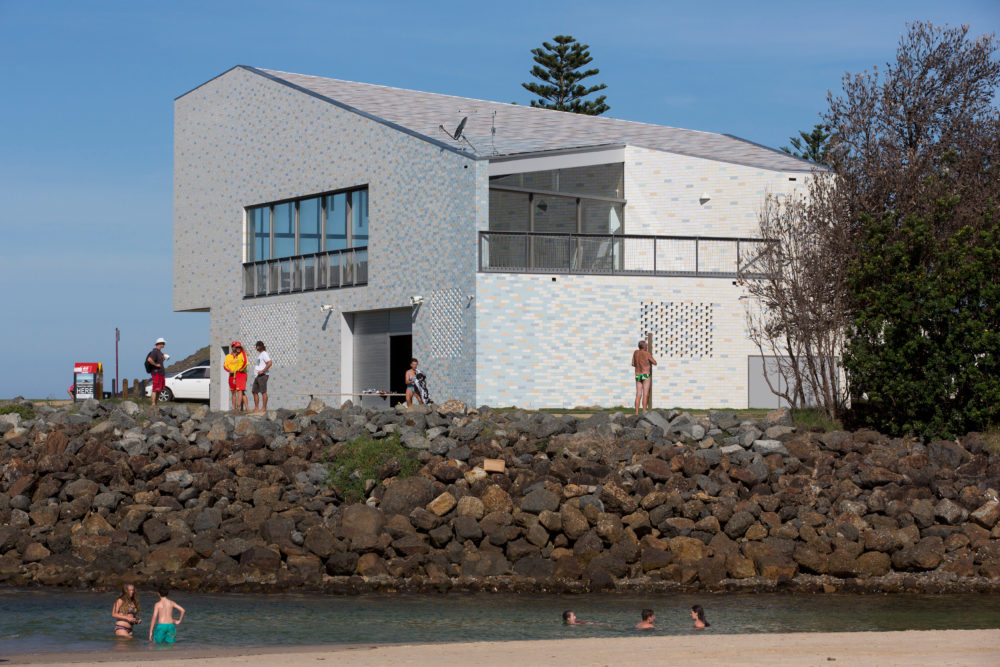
top-left (149, 587), bottom-right (185, 644)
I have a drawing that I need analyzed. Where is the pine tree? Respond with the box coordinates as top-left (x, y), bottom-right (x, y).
top-left (780, 123), bottom-right (831, 164)
top-left (522, 35), bottom-right (609, 115)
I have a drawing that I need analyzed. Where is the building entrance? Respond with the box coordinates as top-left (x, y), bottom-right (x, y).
top-left (389, 335), bottom-right (413, 406)
top-left (352, 308), bottom-right (412, 408)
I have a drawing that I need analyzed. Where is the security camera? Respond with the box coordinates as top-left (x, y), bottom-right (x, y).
top-left (409, 295), bottom-right (425, 306)
top-left (320, 304), bottom-right (335, 312)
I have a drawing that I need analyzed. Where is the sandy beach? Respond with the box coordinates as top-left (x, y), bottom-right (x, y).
top-left (8, 630), bottom-right (999, 666)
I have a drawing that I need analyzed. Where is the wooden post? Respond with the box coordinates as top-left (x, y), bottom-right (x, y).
top-left (645, 332), bottom-right (654, 409)
top-left (122, 378), bottom-right (129, 399)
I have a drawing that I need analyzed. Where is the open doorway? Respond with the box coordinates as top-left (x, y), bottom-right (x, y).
top-left (389, 335), bottom-right (412, 406)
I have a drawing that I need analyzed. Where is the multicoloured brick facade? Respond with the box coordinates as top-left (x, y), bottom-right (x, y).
top-left (174, 67), bottom-right (813, 410)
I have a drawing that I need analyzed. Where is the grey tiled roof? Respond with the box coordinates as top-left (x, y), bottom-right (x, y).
top-left (248, 66), bottom-right (816, 172)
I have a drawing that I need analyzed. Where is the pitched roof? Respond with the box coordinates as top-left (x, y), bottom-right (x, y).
top-left (242, 66), bottom-right (816, 172)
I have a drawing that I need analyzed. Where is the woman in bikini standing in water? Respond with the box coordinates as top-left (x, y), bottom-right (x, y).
top-left (112, 583), bottom-right (142, 638)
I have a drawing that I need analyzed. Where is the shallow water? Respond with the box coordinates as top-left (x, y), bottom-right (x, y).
top-left (2, 589), bottom-right (1000, 656)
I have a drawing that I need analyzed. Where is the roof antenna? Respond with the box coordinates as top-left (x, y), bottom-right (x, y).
top-left (490, 110), bottom-right (498, 155)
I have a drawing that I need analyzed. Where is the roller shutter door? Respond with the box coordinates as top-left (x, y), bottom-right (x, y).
top-left (352, 309), bottom-right (411, 407)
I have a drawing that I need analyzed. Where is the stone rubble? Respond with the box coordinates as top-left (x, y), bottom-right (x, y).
top-left (1, 397), bottom-right (999, 594)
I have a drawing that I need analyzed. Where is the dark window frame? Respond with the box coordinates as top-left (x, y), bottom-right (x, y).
top-left (245, 185), bottom-right (369, 264)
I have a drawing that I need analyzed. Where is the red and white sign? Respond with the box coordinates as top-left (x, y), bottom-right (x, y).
top-left (73, 362), bottom-right (100, 374)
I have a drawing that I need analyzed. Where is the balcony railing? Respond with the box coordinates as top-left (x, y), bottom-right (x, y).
top-left (243, 247), bottom-right (368, 298)
top-left (478, 232), bottom-right (772, 278)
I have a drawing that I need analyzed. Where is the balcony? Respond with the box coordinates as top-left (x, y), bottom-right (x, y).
top-left (478, 232), bottom-right (771, 278)
top-left (243, 247), bottom-right (368, 298)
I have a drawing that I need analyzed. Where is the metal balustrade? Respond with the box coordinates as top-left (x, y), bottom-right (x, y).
top-left (478, 232), bottom-right (772, 278)
top-left (243, 247), bottom-right (368, 297)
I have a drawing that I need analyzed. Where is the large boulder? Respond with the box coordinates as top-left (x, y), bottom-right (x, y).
top-left (240, 546), bottom-right (281, 573)
top-left (480, 486), bottom-right (514, 515)
top-left (891, 537), bottom-right (945, 571)
top-left (560, 504), bottom-right (590, 540)
top-left (146, 547), bottom-right (198, 572)
top-left (379, 477), bottom-right (435, 516)
top-left (339, 504), bottom-right (385, 539)
top-left (520, 488), bottom-right (560, 515)
top-left (455, 496), bottom-right (485, 520)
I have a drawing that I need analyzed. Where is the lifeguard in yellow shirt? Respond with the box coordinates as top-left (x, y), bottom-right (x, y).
top-left (224, 341), bottom-right (249, 411)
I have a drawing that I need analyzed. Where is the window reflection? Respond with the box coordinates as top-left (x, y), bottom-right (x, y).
top-left (324, 192), bottom-right (347, 251)
top-left (243, 187), bottom-right (369, 297)
top-left (351, 190), bottom-right (368, 247)
top-left (251, 207), bottom-right (270, 261)
top-left (299, 197), bottom-right (321, 255)
top-left (273, 203), bottom-right (295, 258)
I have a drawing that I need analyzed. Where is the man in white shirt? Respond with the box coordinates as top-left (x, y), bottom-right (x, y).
top-left (251, 340), bottom-right (273, 413)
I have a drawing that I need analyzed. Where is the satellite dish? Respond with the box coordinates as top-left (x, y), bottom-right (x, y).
top-left (439, 116), bottom-right (469, 142)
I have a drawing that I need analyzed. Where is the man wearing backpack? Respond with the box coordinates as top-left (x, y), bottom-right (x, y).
top-left (146, 338), bottom-right (167, 407)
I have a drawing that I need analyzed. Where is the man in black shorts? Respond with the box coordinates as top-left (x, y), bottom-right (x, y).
top-left (251, 340), bottom-right (272, 413)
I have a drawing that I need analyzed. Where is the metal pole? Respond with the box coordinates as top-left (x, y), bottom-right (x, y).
top-left (645, 332), bottom-right (654, 409)
top-left (115, 328), bottom-right (120, 398)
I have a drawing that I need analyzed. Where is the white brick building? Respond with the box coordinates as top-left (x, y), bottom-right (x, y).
top-left (174, 67), bottom-right (813, 410)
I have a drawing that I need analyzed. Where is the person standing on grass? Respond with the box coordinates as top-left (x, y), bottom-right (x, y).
top-left (631, 340), bottom-right (657, 414)
top-left (224, 341), bottom-right (249, 411)
top-left (146, 338), bottom-right (167, 408)
top-left (252, 340), bottom-right (272, 413)
top-left (149, 587), bottom-right (185, 644)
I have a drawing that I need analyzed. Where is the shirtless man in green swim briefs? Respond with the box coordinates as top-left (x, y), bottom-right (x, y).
top-left (631, 340), bottom-right (657, 414)
top-left (149, 588), bottom-right (185, 644)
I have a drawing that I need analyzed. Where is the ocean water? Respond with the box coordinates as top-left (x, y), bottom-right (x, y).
top-left (2, 589), bottom-right (999, 656)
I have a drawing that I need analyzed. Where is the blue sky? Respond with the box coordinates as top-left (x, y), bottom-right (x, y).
top-left (0, 0), bottom-right (996, 399)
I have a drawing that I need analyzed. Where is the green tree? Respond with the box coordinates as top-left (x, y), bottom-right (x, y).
top-left (845, 204), bottom-right (1000, 438)
top-left (522, 35), bottom-right (609, 115)
top-left (780, 123), bottom-right (831, 164)
top-left (830, 22), bottom-right (1000, 437)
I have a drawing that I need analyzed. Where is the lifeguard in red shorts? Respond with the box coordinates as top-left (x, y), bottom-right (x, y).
top-left (224, 341), bottom-right (249, 411)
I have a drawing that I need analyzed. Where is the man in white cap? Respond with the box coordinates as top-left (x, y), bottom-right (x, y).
top-left (146, 338), bottom-right (167, 407)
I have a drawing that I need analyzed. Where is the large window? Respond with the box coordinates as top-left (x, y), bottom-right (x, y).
top-left (487, 163), bottom-right (625, 271)
top-left (243, 186), bottom-right (369, 297)
top-left (245, 186), bottom-right (369, 262)
top-left (488, 162), bottom-right (625, 235)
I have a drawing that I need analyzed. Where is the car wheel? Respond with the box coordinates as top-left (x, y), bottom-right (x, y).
top-left (159, 388), bottom-right (174, 402)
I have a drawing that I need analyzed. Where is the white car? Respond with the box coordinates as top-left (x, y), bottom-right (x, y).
top-left (146, 365), bottom-right (210, 402)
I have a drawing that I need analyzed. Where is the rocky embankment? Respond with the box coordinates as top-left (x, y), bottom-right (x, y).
top-left (2, 398), bottom-right (1000, 594)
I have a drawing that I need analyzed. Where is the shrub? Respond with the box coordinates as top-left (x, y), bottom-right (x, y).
top-left (0, 404), bottom-right (34, 420)
top-left (792, 408), bottom-right (842, 432)
top-left (844, 211), bottom-right (1000, 438)
top-left (325, 434), bottom-right (419, 503)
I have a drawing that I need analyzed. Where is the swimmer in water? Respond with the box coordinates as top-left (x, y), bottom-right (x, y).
top-left (636, 608), bottom-right (655, 629)
top-left (149, 587), bottom-right (185, 644)
top-left (691, 605), bottom-right (710, 629)
top-left (112, 583), bottom-right (141, 638)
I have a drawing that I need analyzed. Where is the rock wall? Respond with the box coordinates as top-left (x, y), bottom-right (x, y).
top-left (1, 398), bottom-right (999, 593)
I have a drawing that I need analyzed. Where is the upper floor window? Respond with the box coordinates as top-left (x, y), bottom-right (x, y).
top-left (489, 163), bottom-right (625, 235)
top-left (245, 186), bottom-right (369, 262)
top-left (243, 186), bottom-right (369, 298)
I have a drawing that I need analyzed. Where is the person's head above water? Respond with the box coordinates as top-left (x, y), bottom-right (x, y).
top-left (691, 605), bottom-right (710, 628)
top-left (641, 608), bottom-right (654, 621)
top-left (562, 610), bottom-right (576, 625)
